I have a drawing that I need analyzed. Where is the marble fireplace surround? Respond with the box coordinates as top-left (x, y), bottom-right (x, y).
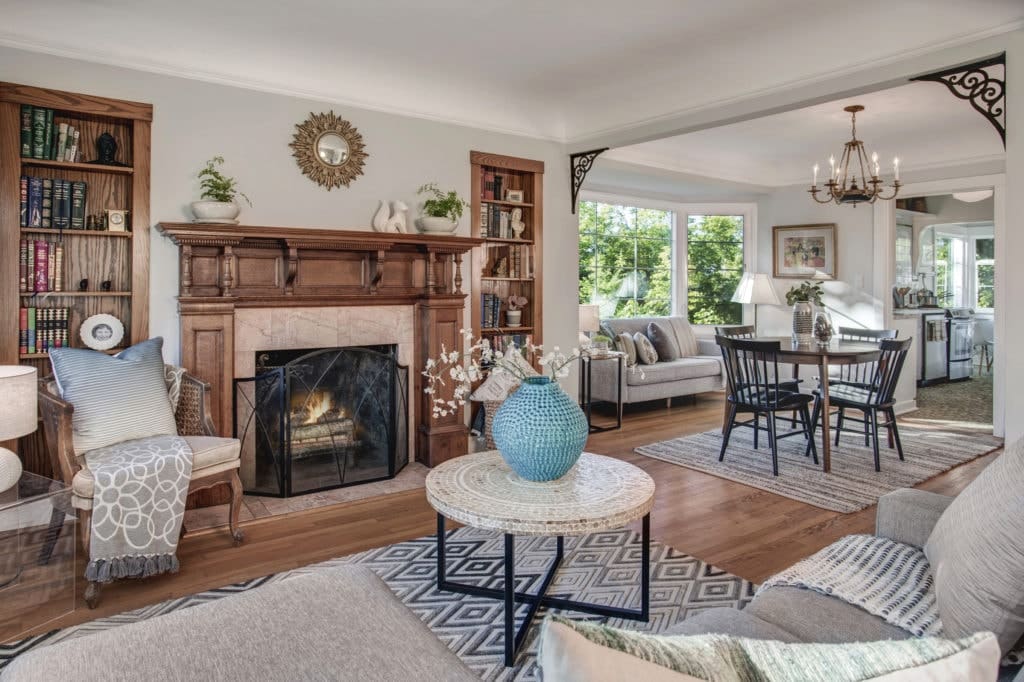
top-left (233, 305), bottom-right (417, 474)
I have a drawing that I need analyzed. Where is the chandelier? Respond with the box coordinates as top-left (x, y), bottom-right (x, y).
top-left (809, 105), bottom-right (900, 206)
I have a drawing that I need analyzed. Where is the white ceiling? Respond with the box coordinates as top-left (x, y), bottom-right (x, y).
top-left (0, 1), bottom-right (1021, 141)
top-left (605, 81), bottom-right (1007, 187)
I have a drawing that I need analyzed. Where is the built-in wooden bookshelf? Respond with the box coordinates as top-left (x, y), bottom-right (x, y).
top-left (0, 82), bottom-right (151, 476)
top-left (469, 151), bottom-right (543, 356)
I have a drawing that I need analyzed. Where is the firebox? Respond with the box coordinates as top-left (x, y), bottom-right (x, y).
top-left (234, 345), bottom-right (408, 497)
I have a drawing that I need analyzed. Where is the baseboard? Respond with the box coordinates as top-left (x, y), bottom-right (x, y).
top-left (893, 400), bottom-right (918, 415)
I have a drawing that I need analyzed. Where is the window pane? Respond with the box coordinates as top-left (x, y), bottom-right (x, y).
top-left (976, 238), bottom-right (994, 260)
top-left (687, 215), bottom-right (744, 325)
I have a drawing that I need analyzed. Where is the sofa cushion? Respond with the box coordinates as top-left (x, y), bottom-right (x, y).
top-left (626, 357), bottom-right (721, 386)
top-left (614, 333), bottom-right (638, 366)
top-left (667, 317), bottom-right (700, 357)
top-left (747, 586), bottom-right (913, 644)
top-left (633, 332), bottom-right (659, 365)
top-left (0, 567), bottom-right (478, 682)
top-left (662, 606), bottom-right (801, 642)
top-left (925, 438), bottom-right (1024, 654)
top-left (647, 322), bottom-right (680, 361)
top-left (73, 436), bottom-right (240, 499)
top-left (49, 338), bottom-right (179, 454)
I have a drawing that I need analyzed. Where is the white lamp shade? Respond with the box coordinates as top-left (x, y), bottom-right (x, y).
top-left (0, 365), bottom-right (38, 441)
top-left (578, 304), bottom-right (602, 333)
top-left (731, 273), bottom-right (780, 305)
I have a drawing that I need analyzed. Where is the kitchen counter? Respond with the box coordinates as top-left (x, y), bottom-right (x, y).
top-left (894, 308), bottom-right (946, 316)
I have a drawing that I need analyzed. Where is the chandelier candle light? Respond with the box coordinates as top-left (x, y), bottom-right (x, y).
top-left (810, 105), bottom-right (901, 206)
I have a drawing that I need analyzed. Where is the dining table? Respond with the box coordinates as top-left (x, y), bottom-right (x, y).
top-left (721, 337), bottom-right (883, 474)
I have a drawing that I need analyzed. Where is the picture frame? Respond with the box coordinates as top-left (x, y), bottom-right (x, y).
top-left (772, 224), bottom-right (837, 279)
top-left (504, 189), bottom-right (525, 203)
top-left (79, 313), bottom-right (124, 351)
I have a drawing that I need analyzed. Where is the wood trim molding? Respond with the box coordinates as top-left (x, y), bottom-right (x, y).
top-left (159, 222), bottom-right (481, 467)
top-left (469, 150), bottom-right (545, 174)
top-left (0, 82), bottom-right (153, 121)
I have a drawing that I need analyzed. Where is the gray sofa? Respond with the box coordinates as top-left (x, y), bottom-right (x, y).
top-left (593, 316), bottom-right (724, 405)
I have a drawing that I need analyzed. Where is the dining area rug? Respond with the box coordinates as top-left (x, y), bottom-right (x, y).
top-left (635, 424), bottom-right (1001, 513)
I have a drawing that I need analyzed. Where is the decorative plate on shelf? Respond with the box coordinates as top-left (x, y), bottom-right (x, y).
top-left (79, 314), bottom-right (124, 351)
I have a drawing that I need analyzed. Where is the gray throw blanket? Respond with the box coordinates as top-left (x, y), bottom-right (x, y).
top-left (83, 435), bottom-right (193, 583)
top-left (757, 534), bottom-right (942, 637)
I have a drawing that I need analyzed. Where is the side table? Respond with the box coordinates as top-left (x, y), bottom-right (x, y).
top-left (426, 451), bottom-right (655, 667)
top-left (578, 350), bottom-right (625, 432)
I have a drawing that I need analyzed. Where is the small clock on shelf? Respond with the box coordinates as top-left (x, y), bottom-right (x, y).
top-left (106, 209), bottom-right (129, 232)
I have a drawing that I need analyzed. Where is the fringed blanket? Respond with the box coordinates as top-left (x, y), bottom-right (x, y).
top-left (757, 534), bottom-right (942, 637)
top-left (83, 435), bottom-right (193, 583)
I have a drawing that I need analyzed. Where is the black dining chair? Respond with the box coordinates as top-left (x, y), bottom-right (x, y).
top-left (806, 337), bottom-right (912, 472)
top-left (828, 327), bottom-right (898, 446)
top-left (716, 325), bottom-right (801, 434)
top-left (717, 336), bottom-right (818, 476)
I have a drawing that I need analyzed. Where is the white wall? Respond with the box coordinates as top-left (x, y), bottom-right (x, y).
top-left (0, 46), bottom-right (578, 366)
top-left (1002, 30), bottom-right (1023, 444)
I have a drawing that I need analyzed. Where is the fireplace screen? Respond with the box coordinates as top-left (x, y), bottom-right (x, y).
top-left (234, 345), bottom-right (408, 497)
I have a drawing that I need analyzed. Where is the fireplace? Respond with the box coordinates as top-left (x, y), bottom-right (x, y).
top-left (234, 345), bottom-right (408, 497)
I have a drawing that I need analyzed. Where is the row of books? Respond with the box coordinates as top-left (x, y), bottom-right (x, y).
top-left (20, 175), bottom-right (88, 229)
top-left (480, 204), bottom-right (523, 239)
top-left (480, 171), bottom-right (504, 202)
top-left (20, 106), bottom-right (82, 162)
top-left (485, 244), bottom-right (532, 279)
top-left (19, 307), bottom-right (70, 355)
top-left (19, 239), bottom-right (65, 293)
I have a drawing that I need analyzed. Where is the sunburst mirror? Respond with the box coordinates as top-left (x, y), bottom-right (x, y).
top-left (290, 111), bottom-right (368, 190)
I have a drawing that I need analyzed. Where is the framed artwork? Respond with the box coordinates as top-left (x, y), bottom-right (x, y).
top-left (772, 223), bottom-right (838, 279)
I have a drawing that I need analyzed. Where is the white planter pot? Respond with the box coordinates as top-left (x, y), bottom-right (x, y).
top-left (415, 216), bottom-right (457, 234)
top-left (191, 200), bottom-right (241, 224)
top-left (506, 309), bottom-right (523, 327)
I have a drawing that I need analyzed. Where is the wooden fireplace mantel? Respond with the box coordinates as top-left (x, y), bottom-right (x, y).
top-left (157, 222), bottom-right (483, 469)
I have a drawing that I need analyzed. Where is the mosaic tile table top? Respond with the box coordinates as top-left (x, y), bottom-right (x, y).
top-left (426, 451), bottom-right (655, 536)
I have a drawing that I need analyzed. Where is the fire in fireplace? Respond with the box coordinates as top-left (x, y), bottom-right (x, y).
top-left (234, 345), bottom-right (408, 497)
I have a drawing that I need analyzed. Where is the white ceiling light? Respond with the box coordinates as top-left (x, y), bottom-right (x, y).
top-left (952, 190), bottom-right (993, 203)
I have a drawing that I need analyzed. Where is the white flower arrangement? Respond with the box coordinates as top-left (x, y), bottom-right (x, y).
top-left (422, 329), bottom-right (584, 418)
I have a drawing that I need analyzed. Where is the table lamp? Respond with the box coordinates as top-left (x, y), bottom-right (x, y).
top-left (578, 304), bottom-right (602, 346)
top-left (730, 273), bottom-right (780, 334)
top-left (0, 366), bottom-right (37, 492)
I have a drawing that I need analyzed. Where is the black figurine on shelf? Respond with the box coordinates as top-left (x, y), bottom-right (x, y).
top-left (86, 132), bottom-right (128, 167)
top-left (101, 280), bottom-right (112, 291)
top-left (78, 278), bottom-right (89, 291)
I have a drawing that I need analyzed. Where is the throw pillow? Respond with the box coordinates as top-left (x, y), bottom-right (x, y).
top-left (469, 349), bottom-right (538, 401)
top-left (925, 437), bottom-right (1024, 654)
top-left (647, 322), bottom-right (681, 361)
top-left (164, 364), bottom-right (187, 412)
top-left (50, 337), bottom-right (179, 454)
top-left (614, 333), bottom-right (638, 366)
top-left (668, 317), bottom-right (700, 357)
top-left (540, 616), bottom-right (1000, 682)
top-left (633, 332), bottom-right (659, 365)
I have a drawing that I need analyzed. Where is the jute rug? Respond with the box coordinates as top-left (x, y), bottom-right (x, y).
top-left (635, 423), bottom-right (1001, 513)
top-left (0, 527), bottom-right (754, 681)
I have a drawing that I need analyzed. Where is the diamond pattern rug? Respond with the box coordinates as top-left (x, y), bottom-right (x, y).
top-left (0, 527), bottom-right (754, 680)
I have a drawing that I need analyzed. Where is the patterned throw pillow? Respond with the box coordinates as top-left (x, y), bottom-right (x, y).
top-left (614, 333), bottom-right (637, 366)
top-left (647, 322), bottom-right (680, 361)
top-left (469, 349), bottom-right (538, 401)
top-left (539, 616), bottom-right (1000, 682)
top-left (633, 332), bottom-right (659, 365)
top-left (50, 338), bottom-right (179, 454)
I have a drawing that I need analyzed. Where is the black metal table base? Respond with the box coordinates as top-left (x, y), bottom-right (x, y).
top-left (436, 513), bottom-right (650, 667)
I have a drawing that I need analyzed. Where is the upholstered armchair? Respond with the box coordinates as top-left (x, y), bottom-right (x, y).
top-left (37, 369), bottom-right (245, 608)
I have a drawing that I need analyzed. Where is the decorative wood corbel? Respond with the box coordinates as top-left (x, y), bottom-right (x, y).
top-left (912, 54), bottom-right (1006, 147)
top-left (570, 148), bottom-right (608, 214)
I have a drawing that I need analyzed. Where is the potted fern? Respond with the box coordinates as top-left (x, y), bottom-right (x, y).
top-left (415, 183), bottom-right (468, 233)
top-left (191, 156), bottom-right (252, 224)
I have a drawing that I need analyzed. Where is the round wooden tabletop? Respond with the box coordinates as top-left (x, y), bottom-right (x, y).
top-left (754, 337), bottom-right (882, 365)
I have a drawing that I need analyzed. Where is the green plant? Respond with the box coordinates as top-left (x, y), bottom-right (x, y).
top-left (417, 183), bottom-right (468, 222)
top-left (785, 280), bottom-right (824, 306)
top-left (197, 156), bottom-right (251, 206)
top-left (592, 333), bottom-right (613, 344)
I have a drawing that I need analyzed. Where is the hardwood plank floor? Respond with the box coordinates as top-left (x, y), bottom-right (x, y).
top-left (4, 391), bottom-right (998, 642)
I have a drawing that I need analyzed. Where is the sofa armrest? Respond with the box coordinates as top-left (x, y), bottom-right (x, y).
top-left (697, 338), bottom-right (719, 356)
top-left (875, 488), bottom-right (954, 548)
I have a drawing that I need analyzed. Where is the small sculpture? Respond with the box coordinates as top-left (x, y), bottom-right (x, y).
top-left (371, 200), bottom-right (389, 231)
top-left (78, 278), bottom-right (89, 291)
top-left (510, 207), bottom-right (526, 239)
top-left (372, 200), bottom-right (408, 233)
top-left (495, 257), bottom-right (509, 278)
top-left (86, 132), bottom-right (128, 167)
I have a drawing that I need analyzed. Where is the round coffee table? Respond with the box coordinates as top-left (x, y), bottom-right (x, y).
top-left (426, 451), bottom-right (655, 667)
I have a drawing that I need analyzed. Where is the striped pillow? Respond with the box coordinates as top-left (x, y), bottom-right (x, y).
top-left (50, 338), bottom-right (179, 454)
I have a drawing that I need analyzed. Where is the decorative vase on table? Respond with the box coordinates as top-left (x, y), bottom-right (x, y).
top-left (792, 301), bottom-right (815, 345)
top-left (492, 376), bottom-right (588, 481)
top-left (813, 310), bottom-right (834, 345)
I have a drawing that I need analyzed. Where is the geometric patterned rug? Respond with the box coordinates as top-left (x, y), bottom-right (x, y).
top-left (635, 424), bottom-right (1001, 513)
top-left (0, 527), bottom-right (754, 681)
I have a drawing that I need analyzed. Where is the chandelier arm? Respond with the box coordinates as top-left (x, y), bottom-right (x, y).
top-left (808, 188), bottom-right (836, 204)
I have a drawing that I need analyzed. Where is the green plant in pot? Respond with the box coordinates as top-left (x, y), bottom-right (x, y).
top-left (590, 333), bottom-right (613, 352)
top-left (786, 280), bottom-right (824, 344)
top-left (416, 183), bottom-right (468, 234)
top-left (191, 156), bottom-right (252, 225)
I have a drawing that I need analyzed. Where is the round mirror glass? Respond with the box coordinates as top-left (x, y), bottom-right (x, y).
top-left (316, 132), bottom-right (350, 166)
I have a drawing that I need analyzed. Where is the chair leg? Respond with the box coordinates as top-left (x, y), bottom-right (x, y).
top-left (801, 405), bottom-right (819, 465)
top-left (37, 508), bottom-right (66, 566)
top-left (228, 471), bottom-right (245, 546)
top-left (85, 581), bottom-right (103, 609)
top-left (888, 408), bottom-right (905, 461)
top-left (863, 408), bottom-right (871, 447)
top-left (869, 409), bottom-right (881, 472)
top-left (835, 407), bottom-right (844, 447)
top-left (807, 396), bottom-right (821, 441)
top-left (719, 403), bottom-right (738, 462)
top-left (767, 412), bottom-right (779, 477)
top-left (790, 409), bottom-right (798, 429)
top-left (753, 413), bottom-right (760, 450)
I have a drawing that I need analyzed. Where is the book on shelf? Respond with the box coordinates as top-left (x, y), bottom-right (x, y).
top-left (26, 176), bottom-right (42, 227)
top-left (55, 122), bottom-right (68, 161)
top-left (41, 178), bottom-right (53, 228)
top-left (480, 293), bottom-right (503, 329)
top-left (19, 105), bottom-right (32, 157)
top-left (30, 107), bottom-right (46, 159)
top-left (20, 175), bottom-right (89, 230)
top-left (19, 106), bottom-right (83, 161)
top-left (19, 239), bottom-right (64, 293)
top-left (66, 127), bottom-right (79, 162)
top-left (19, 307), bottom-right (69, 355)
top-left (70, 181), bottom-right (87, 229)
top-left (19, 176), bottom-right (27, 227)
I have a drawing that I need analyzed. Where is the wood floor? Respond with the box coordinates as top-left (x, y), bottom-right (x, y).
top-left (5, 392), bottom-right (998, 642)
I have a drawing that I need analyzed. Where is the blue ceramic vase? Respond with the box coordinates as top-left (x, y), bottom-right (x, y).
top-left (492, 376), bottom-right (588, 481)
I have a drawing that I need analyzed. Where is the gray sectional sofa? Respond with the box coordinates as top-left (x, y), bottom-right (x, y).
top-left (593, 315), bottom-right (725, 406)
